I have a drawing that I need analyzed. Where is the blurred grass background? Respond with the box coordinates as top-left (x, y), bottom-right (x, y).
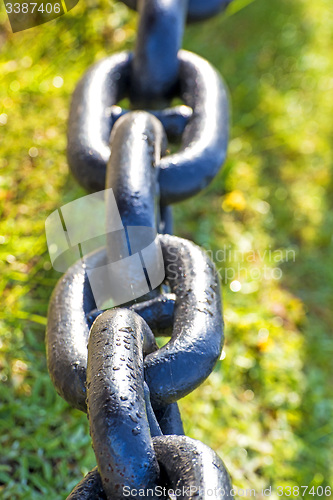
top-left (0, 0), bottom-right (333, 498)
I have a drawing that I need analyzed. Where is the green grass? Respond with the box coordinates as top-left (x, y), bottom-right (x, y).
top-left (0, 0), bottom-right (333, 498)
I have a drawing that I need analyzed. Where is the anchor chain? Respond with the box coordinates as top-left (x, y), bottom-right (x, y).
top-left (46, 0), bottom-right (233, 497)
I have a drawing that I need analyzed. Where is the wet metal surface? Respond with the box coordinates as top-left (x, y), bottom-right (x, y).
top-left (47, 0), bottom-right (233, 495)
top-left (67, 50), bottom-right (229, 205)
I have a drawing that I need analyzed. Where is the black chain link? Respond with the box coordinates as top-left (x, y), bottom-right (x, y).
top-left (46, 0), bottom-right (234, 497)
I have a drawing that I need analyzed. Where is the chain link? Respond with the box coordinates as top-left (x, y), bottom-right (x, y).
top-left (46, 0), bottom-right (234, 497)
top-left (119, 0), bottom-right (232, 22)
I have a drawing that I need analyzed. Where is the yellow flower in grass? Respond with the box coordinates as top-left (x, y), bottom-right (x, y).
top-left (222, 190), bottom-right (247, 212)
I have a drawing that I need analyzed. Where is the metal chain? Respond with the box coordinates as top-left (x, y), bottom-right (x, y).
top-left (46, 0), bottom-right (233, 497)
